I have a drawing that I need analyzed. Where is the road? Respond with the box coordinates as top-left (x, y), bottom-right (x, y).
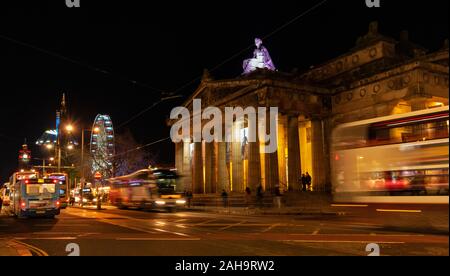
top-left (0, 205), bottom-right (448, 256)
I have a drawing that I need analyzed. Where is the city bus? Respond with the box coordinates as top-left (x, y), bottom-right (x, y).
top-left (47, 173), bottom-right (69, 209)
top-left (107, 168), bottom-right (186, 211)
top-left (9, 170), bottom-right (40, 186)
top-left (9, 177), bottom-right (61, 218)
top-left (331, 106), bottom-right (449, 204)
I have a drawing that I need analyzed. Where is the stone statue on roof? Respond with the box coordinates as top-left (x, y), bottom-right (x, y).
top-left (243, 38), bottom-right (276, 74)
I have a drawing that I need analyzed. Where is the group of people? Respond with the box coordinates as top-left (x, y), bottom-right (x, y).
top-left (185, 173), bottom-right (312, 209)
top-left (301, 172), bottom-right (312, 192)
top-left (221, 184), bottom-right (266, 208)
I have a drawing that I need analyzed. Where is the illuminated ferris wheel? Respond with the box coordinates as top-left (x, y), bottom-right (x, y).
top-left (90, 114), bottom-right (115, 179)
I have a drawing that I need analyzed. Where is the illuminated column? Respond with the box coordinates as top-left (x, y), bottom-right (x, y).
top-left (182, 141), bottom-right (192, 192)
top-left (217, 141), bottom-right (229, 192)
top-left (192, 142), bottom-right (204, 194)
top-left (232, 121), bottom-right (243, 192)
top-left (277, 115), bottom-right (287, 192)
top-left (263, 112), bottom-right (279, 193)
top-left (247, 121), bottom-right (261, 192)
top-left (204, 142), bottom-right (215, 194)
top-left (287, 115), bottom-right (301, 191)
top-left (311, 119), bottom-right (329, 192)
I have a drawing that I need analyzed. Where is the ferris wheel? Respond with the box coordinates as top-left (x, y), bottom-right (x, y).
top-left (90, 114), bottom-right (115, 179)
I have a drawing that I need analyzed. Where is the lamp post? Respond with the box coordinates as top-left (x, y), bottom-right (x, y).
top-left (79, 127), bottom-right (100, 206)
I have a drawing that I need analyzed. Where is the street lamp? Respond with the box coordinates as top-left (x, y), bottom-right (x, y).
top-left (79, 127), bottom-right (100, 206)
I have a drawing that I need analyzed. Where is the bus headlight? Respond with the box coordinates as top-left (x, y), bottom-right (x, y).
top-left (155, 201), bottom-right (166, 205)
top-left (82, 198), bottom-right (88, 203)
top-left (176, 200), bottom-right (186, 205)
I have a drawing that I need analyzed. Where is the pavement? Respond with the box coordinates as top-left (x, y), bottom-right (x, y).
top-left (0, 239), bottom-right (33, 256)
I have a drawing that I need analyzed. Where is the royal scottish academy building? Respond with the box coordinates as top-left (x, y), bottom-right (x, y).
top-left (171, 22), bottom-right (449, 195)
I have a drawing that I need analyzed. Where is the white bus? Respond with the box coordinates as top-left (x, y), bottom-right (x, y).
top-left (331, 106), bottom-right (449, 204)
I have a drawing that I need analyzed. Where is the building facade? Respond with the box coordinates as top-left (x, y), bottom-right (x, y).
top-left (171, 22), bottom-right (449, 194)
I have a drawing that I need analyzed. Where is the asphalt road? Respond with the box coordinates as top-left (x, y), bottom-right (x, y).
top-left (0, 204), bottom-right (448, 256)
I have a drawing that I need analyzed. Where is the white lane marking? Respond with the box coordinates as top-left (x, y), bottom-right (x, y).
top-left (152, 228), bottom-right (190, 237)
top-left (97, 219), bottom-right (159, 234)
top-left (283, 240), bottom-right (405, 244)
top-left (288, 233), bottom-right (425, 237)
top-left (34, 224), bottom-right (90, 227)
top-left (312, 229), bottom-right (320, 235)
top-left (193, 219), bottom-right (219, 226)
top-left (174, 219), bottom-right (187, 223)
top-left (331, 204), bottom-right (369, 207)
top-left (15, 237), bottom-right (77, 240)
top-left (32, 232), bottom-right (81, 235)
top-left (261, 223), bottom-right (281, 233)
top-left (116, 237), bottom-right (201, 241)
top-left (376, 209), bottom-right (422, 213)
top-left (219, 221), bottom-right (246, 231)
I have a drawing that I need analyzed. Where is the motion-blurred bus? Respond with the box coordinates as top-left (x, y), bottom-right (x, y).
top-left (331, 106), bottom-right (449, 204)
top-left (9, 176), bottom-right (61, 218)
top-left (107, 168), bottom-right (186, 211)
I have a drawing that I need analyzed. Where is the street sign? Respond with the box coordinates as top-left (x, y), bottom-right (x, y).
top-left (94, 172), bottom-right (102, 180)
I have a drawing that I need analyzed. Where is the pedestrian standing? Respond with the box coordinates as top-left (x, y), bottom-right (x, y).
top-left (301, 174), bottom-right (307, 192)
top-left (245, 187), bottom-right (251, 207)
top-left (256, 185), bottom-right (264, 208)
top-left (273, 185), bottom-right (282, 209)
top-left (305, 172), bottom-right (312, 191)
top-left (186, 190), bottom-right (193, 208)
top-left (221, 189), bottom-right (228, 208)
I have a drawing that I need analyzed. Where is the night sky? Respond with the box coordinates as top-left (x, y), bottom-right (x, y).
top-left (0, 0), bottom-right (448, 181)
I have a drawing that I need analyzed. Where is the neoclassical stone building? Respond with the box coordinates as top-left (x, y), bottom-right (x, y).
top-left (171, 22), bottom-right (449, 195)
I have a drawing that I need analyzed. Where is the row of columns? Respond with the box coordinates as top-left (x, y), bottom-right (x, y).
top-left (174, 116), bottom-right (331, 194)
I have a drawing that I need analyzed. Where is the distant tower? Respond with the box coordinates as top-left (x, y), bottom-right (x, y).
top-left (18, 142), bottom-right (31, 170)
top-left (61, 93), bottom-right (67, 117)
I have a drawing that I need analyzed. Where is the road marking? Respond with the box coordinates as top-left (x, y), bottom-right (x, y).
top-left (283, 240), bottom-right (405, 244)
top-left (193, 219), bottom-right (219, 226)
top-left (32, 232), bottom-right (80, 235)
top-left (288, 233), bottom-right (425, 237)
top-left (16, 237), bottom-right (77, 240)
top-left (116, 237), bottom-right (201, 241)
top-left (34, 224), bottom-right (90, 227)
top-left (331, 204), bottom-right (369, 207)
top-left (6, 240), bottom-right (33, 256)
top-left (312, 229), bottom-right (320, 235)
top-left (376, 209), bottom-right (422, 213)
top-left (65, 208), bottom-right (193, 237)
top-left (194, 223), bottom-right (275, 227)
top-left (174, 219), bottom-right (187, 223)
top-left (12, 240), bottom-right (49, 256)
top-left (97, 219), bottom-right (159, 234)
top-left (261, 223), bottom-right (280, 233)
top-left (219, 221), bottom-right (246, 231)
top-left (152, 228), bottom-right (190, 237)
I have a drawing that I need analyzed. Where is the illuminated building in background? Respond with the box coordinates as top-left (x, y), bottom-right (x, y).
top-left (170, 21), bottom-right (449, 195)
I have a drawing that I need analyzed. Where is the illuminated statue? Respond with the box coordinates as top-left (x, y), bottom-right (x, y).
top-left (243, 38), bottom-right (276, 74)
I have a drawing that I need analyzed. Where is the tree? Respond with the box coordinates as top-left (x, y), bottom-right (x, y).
top-left (113, 129), bottom-right (155, 176)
